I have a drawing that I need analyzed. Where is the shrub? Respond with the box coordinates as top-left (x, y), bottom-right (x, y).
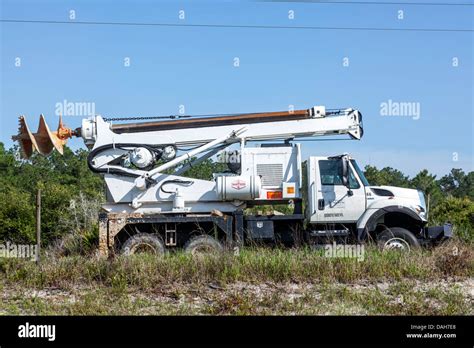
top-left (0, 186), bottom-right (35, 243)
top-left (429, 196), bottom-right (474, 243)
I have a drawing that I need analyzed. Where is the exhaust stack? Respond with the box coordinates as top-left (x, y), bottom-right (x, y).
top-left (12, 115), bottom-right (77, 158)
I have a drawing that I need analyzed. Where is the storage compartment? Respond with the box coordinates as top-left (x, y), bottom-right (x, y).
top-left (246, 219), bottom-right (275, 239)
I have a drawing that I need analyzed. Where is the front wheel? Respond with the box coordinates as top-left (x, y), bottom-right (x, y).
top-left (376, 227), bottom-right (420, 252)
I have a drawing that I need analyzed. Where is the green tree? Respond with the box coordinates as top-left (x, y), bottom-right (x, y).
top-left (176, 158), bottom-right (227, 180)
top-left (410, 169), bottom-right (442, 211)
top-left (363, 165), bottom-right (410, 187)
top-left (363, 165), bottom-right (379, 186)
top-left (0, 187), bottom-right (35, 243)
top-left (438, 169), bottom-right (474, 200)
top-left (0, 143), bottom-right (105, 245)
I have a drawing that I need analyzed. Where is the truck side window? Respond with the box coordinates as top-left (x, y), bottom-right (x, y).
top-left (319, 160), bottom-right (360, 189)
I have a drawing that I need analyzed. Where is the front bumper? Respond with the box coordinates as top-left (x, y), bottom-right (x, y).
top-left (423, 223), bottom-right (453, 242)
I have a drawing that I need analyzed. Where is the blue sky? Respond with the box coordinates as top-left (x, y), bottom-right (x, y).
top-left (1, 0), bottom-right (473, 177)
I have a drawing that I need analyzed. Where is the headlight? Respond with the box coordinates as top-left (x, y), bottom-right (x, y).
top-left (414, 205), bottom-right (425, 214)
top-left (412, 205), bottom-right (426, 220)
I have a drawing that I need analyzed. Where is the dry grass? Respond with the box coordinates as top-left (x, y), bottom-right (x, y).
top-left (1, 242), bottom-right (472, 288)
top-left (0, 241), bottom-right (472, 315)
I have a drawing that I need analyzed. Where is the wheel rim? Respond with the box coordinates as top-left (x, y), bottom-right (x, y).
top-left (383, 237), bottom-right (410, 252)
top-left (191, 245), bottom-right (217, 255)
top-left (130, 242), bottom-right (157, 254)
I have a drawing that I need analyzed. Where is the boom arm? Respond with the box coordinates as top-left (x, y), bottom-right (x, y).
top-left (83, 106), bottom-right (362, 150)
top-left (13, 105), bottom-right (363, 160)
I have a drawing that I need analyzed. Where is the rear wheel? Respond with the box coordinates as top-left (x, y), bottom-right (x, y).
top-left (184, 235), bottom-right (223, 255)
top-left (121, 233), bottom-right (165, 255)
top-left (376, 227), bottom-right (420, 252)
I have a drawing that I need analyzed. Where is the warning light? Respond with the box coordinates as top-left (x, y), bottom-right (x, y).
top-left (286, 186), bottom-right (295, 194)
top-left (266, 191), bottom-right (283, 199)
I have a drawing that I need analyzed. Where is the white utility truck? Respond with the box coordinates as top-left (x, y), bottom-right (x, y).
top-left (13, 106), bottom-right (451, 255)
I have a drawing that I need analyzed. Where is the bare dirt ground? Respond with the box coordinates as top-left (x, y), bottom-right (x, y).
top-left (1, 278), bottom-right (472, 315)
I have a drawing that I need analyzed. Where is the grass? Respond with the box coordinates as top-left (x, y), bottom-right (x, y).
top-left (0, 241), bottom-right (472, 315)
top-left (1, 242), bottom-right (472, 288)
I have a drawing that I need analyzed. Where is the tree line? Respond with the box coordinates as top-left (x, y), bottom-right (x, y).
top-left (0, 143), bottom-right (472, 245)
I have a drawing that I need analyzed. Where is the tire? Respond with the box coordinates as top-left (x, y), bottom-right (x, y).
top-left (376, 227), bottom-right (420, 252)
top-left (184, 235), bottom-right (223, 255)
top-left (121, 233), bottom-right (165, 255)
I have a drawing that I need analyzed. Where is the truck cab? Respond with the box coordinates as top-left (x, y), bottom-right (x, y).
top-left (306, 154), bottom-right (450, 249)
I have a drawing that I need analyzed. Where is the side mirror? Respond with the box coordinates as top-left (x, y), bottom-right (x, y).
top-left (341, 157), bottom-right (350, 188)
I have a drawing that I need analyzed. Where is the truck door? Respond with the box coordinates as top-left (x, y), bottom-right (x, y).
top-left (313, 158), bottom-right (366, 223)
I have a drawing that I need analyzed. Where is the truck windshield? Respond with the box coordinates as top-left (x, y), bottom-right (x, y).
top-left (350, 160), bottom-right (370, 186)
